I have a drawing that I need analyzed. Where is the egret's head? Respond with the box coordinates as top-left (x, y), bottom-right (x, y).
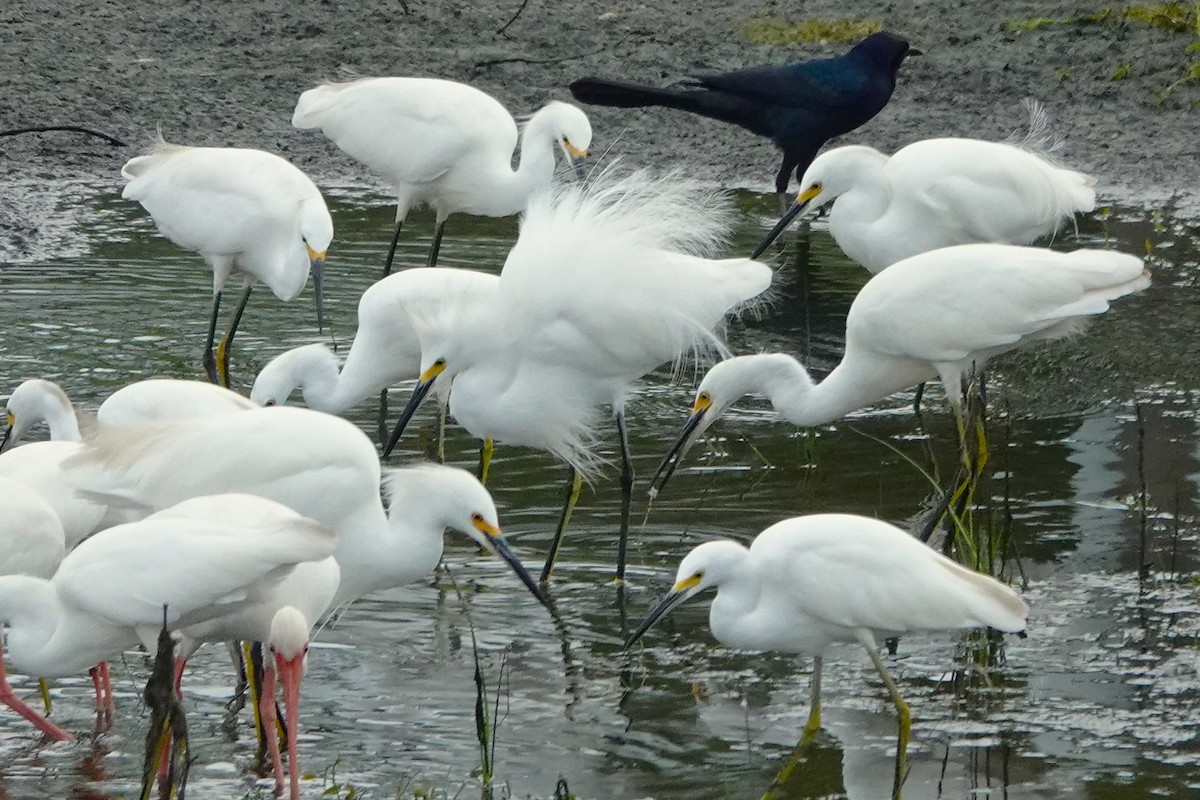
top-left (543, 101), bottom-right (592, 165)
top-left (385, 464), bottom-right (551, 609)
top-left (750, 146), bottom-right (888, 259)
top-left (249, 344), bottom-right (336, 409)
top-left (1, 379), bottom-right (72, 452)
top-left (649, 358), bottom-right (763, 498)
top-left (626, 540), bottom-right (747, 647)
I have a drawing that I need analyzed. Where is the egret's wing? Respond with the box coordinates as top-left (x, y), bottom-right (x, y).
top-left (55, 493), bottom-right (336, 629)
top-left (756, 515), bottom-right (1027, 634)
top-left (849, 244), bottom-right (1146, 363)
top-left (293, 78), bottom-right (518, 186)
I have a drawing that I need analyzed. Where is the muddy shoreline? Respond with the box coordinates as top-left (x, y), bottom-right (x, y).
top-left (2, 0), bottom-right (1198, 261)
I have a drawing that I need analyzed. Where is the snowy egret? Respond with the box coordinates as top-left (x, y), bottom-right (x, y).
top-left (627, 513), bottom-right (1028, 797)
top-left (70, 407), bottom-right (549, 608)
top-left (292, 77), bottom-right (591, 274)
top-left (0, 493), bottom-right (336, 741)
top-left (652, 244), bottom-right (1149, 494)
top-left (121, 141), bottom-right (333, 386)
top-left (750, 131), bottom-right (1097, 269)
top-left (250, 267), bottom-right (497, 415)
top-left (382, 168), bottom-right (772, 580)
top-left (570, 32), bottom-right (913, 197)
top-left (2, 379), bottom-right (79, 451)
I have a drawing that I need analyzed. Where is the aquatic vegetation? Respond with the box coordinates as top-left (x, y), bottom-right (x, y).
top-left (744, 17), bottom-right (883, 46)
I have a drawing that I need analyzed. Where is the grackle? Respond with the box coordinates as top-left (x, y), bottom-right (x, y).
top-left (570, 32), bottom-right (916, 197)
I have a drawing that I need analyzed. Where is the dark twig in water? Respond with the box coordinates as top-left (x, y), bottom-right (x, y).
top-left (0, 126), bottom-right (126, 147)
top-left (1135, 403), bottom-right (1152, 588)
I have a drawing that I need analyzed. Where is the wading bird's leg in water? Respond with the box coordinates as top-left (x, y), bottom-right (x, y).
top-left (382, 216), bottom-right (405, 278)
top-left (862, 640), bottom-right (911, 800)
top-left (912, 382), bottom-right (926, 416)
top-left (541, 465), bottom-right (583, 584)
top-left (478, 437), bottom-right (494, 485)
top-left (436, 399), bottom-right (447, 464)
top-left (226, 640), bottom-right (248, 713)
top-left (202, 291), bottom-right (224, 384)
top-left (615, 410), bottom-right (634, 583)
top-left (38, 678), bottom-right (52, 715)
top-left (376, 389), bottom-right (390, 451)
top-left (215, 283), bottom-right (253, 389)
top-left (243, 640), bottom-right (288, 770)
top-left (140, 609), bottom-right (189, 800)
top-left (760, 655), bottom-right (824, 800)
top-left (427, 218), bottom-right (448, 269)
top-left (0, 640), bottom-right (73, 741)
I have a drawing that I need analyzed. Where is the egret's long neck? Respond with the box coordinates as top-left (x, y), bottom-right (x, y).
top-left (330, 502), bottom-right (445, 606)
top-left (40, 394), bottom-right (81, 442)
top-left (285, 347), bottom-right (343, 413)
top-left (726, 351), bottom-right (932, 428)
top-left (502, 113), bottom-right (561, 208)
top-left (708, 556), bottom-right (761, 647)
top-left (0, 577), bottom-right (61, 666)
top-left (827, 161), bottom-right (890, 269)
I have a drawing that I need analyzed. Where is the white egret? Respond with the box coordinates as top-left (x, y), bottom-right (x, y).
top-left (652, 243), bottom-right (1149, 494)
top-left (751, 133), bottom-right (1096, 270)
top-left (69, 407), bottom-right (549, 608)
top-left (383, 168), bottom-right (772, 581)
top-left (2, 379), bottom-right (79, 451)
top-left (627, 513), bottom-right (1029, 798)
top-left (0, 493), bottom-right (336, 741)
top-left (250, 267), bottom-right (497, 414)
top-left (121, 141), bottom-right (333, 386)
top-left (292, 77), bottom-right (591, 274)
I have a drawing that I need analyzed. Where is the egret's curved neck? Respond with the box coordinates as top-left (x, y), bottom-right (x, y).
top-left (0, 577), bottom-right (60, 665)
top-left (707, 557), bottom-right (761, 644)
top-left (330, 502), bottom-right (444, 606)
top-left (495, 113), bottom-right (561, 210)
top-left (827, 159), bottom-right (891, 264)
top-left (36, 392), bottom-right (81, 442)
top-left (727, 351), bottom-right (932, 427)
top-left (285, 347), bottom-right (344, 413)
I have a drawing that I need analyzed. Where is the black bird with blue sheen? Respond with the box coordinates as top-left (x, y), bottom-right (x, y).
top-left (570, 32), bottom-right (916, 196)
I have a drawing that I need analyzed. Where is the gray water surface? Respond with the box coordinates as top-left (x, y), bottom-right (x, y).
top-left (1, 187), bottom-right (1199, 799)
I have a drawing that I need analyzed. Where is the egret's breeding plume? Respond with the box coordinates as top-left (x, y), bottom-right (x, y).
top-left (292, 77), bottom-right (592, 275)
top-left (121, 141), bottom-right (333, 388)
top-left (627, 513), bottom-right (1029, 798)
top-left (652, 244), bottom-right (1150, 495)
top-left (382, 167), bottom-right (772, 581)
top-left (570, 32), bottom-right (914, 197)
top-left (751, 123), bottom-right (1097, 268)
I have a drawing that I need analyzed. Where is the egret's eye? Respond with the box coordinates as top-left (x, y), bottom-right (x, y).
top-left (264, 398), bottom-right (277, 407)
top-left (693, 571), bottom-right (704, 582)
top-left (698, 391), bottom-right (711, 403)
top-left (471, 512), bottom-right (484, 523)
top-left (434, 357), bottom-right (446, 367)
top-left (562, 137), bottom-right (571, 146)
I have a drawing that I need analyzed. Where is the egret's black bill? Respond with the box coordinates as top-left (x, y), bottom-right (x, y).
top-left (487, 535), bottom-right (553, 611)
top-left (382, 375), bottom-right (436, 458)
top-left (648, 406), bottom-right (708, 498)
top-left (750, 199), bottom-right (809, 260)
top-left (0, 425), bottom-right (12, 454)
top-left (626, 588), bottom-right (689, 648)
top-left (311, 256), bottom-right (326, 334)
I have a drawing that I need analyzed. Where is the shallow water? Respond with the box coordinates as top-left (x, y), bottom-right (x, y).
top-left (2, 186), bottom-right (1199, 799)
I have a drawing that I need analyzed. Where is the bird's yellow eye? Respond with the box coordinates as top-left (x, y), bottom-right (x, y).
top-left (798, 183), bottom-right (823, 203)
top-left (471, 512), bottom-right (483, 523)
top-left (693, 391), bottom-right (713, 413)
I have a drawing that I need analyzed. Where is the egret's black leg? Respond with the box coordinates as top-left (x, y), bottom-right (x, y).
top-left (912, 382), bottom-right (926, 416)
top-left (541, 465), bottom-right (582, 584)
top-left (215, 283), bottom-right (253, 389)
top-left (202, 291), bottom-right (223, 384)
top-left (377, 389), bottom-right (389, 450)
top-left (382, 218), bottom-right (404, 278)
top-left (615, 410), bottom-right (634, 583)
top-left (427, 219), bottom-right (447, 268)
